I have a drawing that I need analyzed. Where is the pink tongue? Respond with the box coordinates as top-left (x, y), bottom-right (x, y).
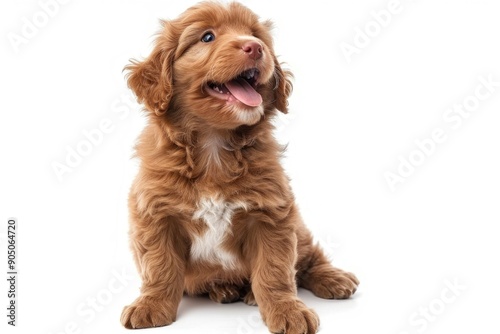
top-left (225, 78), bottom-right (262, 107)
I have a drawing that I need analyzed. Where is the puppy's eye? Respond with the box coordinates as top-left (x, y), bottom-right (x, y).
top-left (201, 32), bottom-right (215, 43)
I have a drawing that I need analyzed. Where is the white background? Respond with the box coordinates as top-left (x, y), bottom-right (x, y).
top-left (1, 0), bottom-right (500, 333)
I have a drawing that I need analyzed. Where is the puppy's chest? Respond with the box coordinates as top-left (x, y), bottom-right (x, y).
top-left (189, 197), bottom-right (246, 269)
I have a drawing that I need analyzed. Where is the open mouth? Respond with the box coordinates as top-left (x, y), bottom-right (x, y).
top-left (205, 68), bottom-right (262, 107)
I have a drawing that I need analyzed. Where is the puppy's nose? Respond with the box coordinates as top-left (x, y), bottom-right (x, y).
top-left (242, 41), bottom-right (263, 60)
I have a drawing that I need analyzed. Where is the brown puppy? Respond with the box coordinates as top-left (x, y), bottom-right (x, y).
top-left (121, 2), bottom-right (359, 333)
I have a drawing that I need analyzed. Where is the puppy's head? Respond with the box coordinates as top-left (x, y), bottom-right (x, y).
top-left (126, 2), bottom-right (292, 129)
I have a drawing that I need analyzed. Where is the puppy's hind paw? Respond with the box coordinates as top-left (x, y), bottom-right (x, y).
top-left (208, 283), bottom-right (241, 304)
top-left (307, 268), bottom-right (359, 300)
top-left (243, 289), bottom-right (257, 306)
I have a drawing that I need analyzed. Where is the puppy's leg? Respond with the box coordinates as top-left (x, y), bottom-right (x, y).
top-left (247, 206), bottom-right (319, 334)
top-left (297, 228), bottom-right (359, 299)
top-left (121, 212), bottom-right (187, 329)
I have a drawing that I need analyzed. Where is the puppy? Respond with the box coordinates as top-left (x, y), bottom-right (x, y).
top-left (121, 2), bottom-right (358, 333)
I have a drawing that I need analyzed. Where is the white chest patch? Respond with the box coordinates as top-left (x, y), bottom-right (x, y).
top-left (190, 197), bottom-right (245, 269)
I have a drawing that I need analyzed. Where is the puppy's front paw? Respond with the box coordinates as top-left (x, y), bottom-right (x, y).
top-left (309, 269), bottom-right (359, 299)
top-left (121, 296), bottom-right (176, 329)
top-left (264, 300), bottom-right (319, 334)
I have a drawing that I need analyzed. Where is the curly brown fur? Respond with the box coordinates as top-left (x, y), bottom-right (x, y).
top-left (121, 2), bottom-right (358, 333)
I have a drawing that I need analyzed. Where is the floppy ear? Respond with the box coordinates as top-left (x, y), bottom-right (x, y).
top-left (272, 57), bottom-right (293, 114)
top-left (125, 23), bottom-right (176, 116)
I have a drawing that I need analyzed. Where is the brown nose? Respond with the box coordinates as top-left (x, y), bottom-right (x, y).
top-left (242, 41), bottom-right (263, 60)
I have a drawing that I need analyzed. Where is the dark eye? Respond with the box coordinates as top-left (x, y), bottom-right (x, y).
top-left (201, 32), bottom-right (215, 43)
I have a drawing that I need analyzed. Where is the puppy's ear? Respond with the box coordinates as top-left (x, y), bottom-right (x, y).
top-left (272, 57), bottom-right (293, 114)
top-left (125, 22), bottom-right (177, 116)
